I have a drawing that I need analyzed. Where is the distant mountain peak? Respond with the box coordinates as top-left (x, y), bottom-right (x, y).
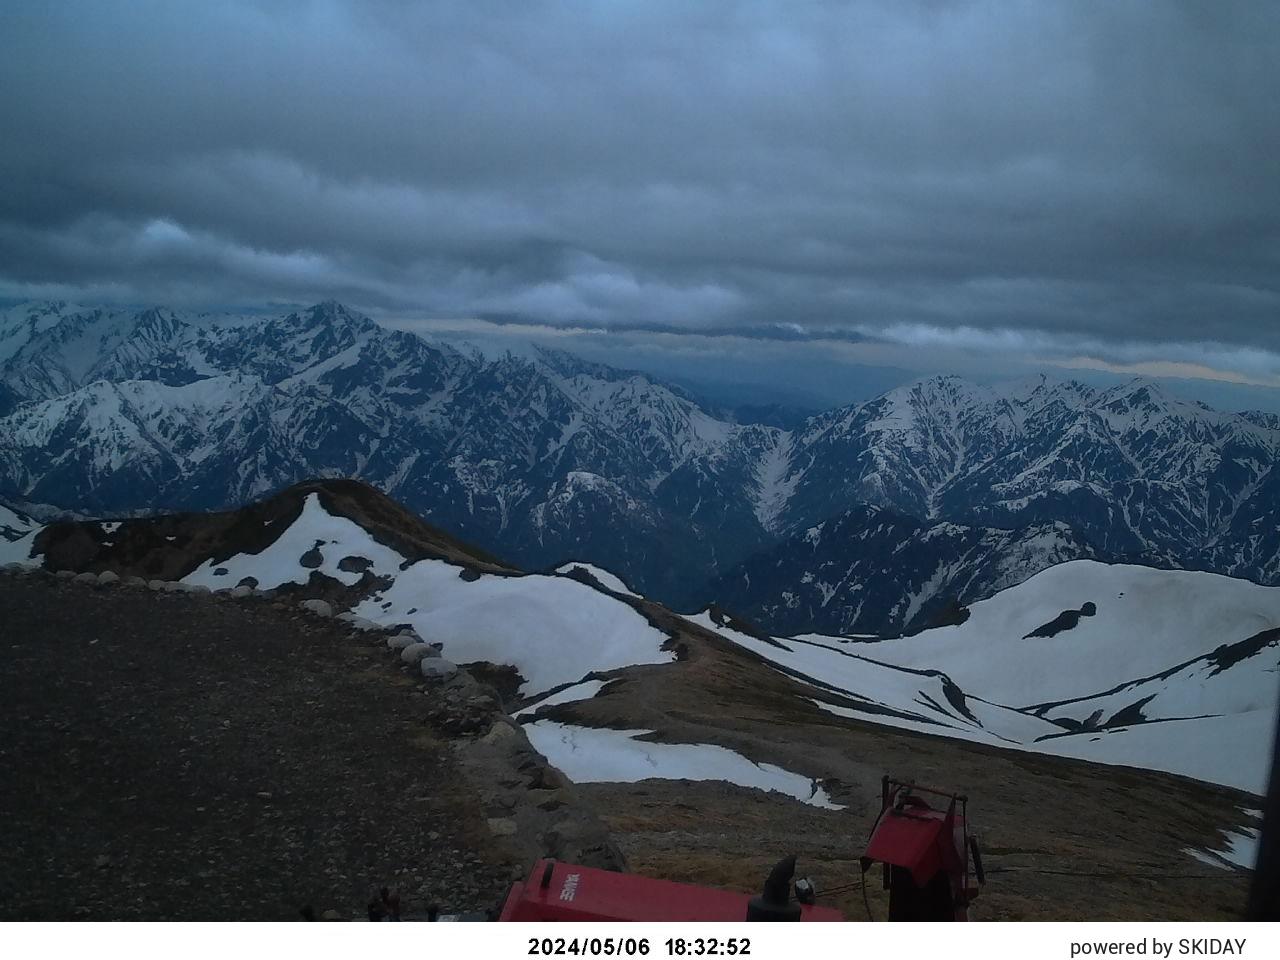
top-left (307, 298), bottom-right (348, 316)
top-left (296, 300), bottom-right (376, 332)
top-left (532, 344), bottom-right (651, 385)
top-left (1099, 376), bottom-right (1169, 404)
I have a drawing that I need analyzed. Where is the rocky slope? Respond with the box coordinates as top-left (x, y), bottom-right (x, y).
top-left (0, 565), bottom-right (622, 920)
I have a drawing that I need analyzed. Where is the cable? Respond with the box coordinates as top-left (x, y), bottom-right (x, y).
top-left (816, 877), bottom-right (863, 897)
top-left (815, 874), bottom-right (877, 922)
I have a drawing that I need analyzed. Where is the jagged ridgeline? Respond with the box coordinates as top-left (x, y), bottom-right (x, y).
top-left (4, 300), bottom-right (1280, 636)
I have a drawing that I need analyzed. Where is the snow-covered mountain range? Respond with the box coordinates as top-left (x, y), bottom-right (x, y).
top-left (0, 300), bottom-right (780, 604)
top-left (3, 299), bottom-right (1280, 635)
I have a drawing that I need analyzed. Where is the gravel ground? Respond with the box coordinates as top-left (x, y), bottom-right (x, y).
top-left (0, 572), bottom-right (515, 920)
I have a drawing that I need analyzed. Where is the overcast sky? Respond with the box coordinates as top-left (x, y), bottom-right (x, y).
top-left (2, 1), bottom-right (1278, 399)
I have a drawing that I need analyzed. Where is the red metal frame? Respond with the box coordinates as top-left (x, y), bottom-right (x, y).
top-left (860, 776), bottom-right (979, 921)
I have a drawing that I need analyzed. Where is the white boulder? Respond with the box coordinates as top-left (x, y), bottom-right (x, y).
top-left (421, 658), bottom-right (459, 680)
top-left (400, 642), bottom-right (438, 665)
top-left (299, 599), bottom-right (333, 618)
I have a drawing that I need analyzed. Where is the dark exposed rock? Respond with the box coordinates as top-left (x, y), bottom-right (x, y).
top-left (463, 662), bottom-right (525, 704)
top-left (299, 541), bottom-right (325, 569)
top-left (1024, 603), bottom-right (1097, 639)
top-left (910, 597), bottom-right (971, 634)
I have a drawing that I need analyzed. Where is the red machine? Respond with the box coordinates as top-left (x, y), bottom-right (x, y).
top-left (489, 775), bottom-right (982, 923)
top-left (499, 858), bottom-right (843, 922)
top-left (859, 776), bottom-right (984, 921)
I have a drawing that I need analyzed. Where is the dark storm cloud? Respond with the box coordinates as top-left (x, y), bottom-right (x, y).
top-left (1, 1), bottom-right (1278, 370)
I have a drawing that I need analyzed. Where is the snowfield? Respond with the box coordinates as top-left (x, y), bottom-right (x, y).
top-left (524, 721), bottom-right (842, 809)
top-left (1035, 711), bottom-right (1277, 795)
top-left (698, 560), bottom-right (1280, 795)
top-left (183, 494), bottom-right (672, 697)
top-left (353, 562), bottom-right (673, 696)
top-left (856, 561), bottom-right (1280, 705)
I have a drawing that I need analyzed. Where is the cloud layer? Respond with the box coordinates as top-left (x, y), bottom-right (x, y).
top-left (2, 1), bottom-right (1278, 376)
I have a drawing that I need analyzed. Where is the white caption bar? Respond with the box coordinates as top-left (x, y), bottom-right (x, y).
top-left (2, 921), bottom-right (1275, 960)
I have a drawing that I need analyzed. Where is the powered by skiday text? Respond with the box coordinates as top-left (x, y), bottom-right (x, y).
top-left (1071, 940), bottom-right (1247, 958)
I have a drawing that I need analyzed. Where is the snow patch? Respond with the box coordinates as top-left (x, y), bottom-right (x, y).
top-left (515, 679), bottom-right (610, 717)
top-left (524, 721), bottom-right (842, 809)
top-left (1184, 827), bottom-right (1261, 871)
top-left (555, 561), bottom-right (640, 598)
top-left (0, 504), bottom-right (43, 566)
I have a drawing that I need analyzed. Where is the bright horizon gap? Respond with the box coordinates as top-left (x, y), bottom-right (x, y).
top-left (6, 294), bottom-right (1280, 412)
top-left (378, 311), bottom-right (1280, 397)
